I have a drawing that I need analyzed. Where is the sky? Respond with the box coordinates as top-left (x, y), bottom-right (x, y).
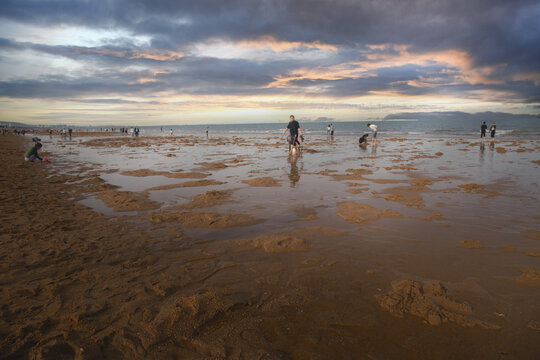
top-left (0, 0), bottom-right (539, 126)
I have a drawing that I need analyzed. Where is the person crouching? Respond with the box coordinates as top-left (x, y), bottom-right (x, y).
top-left (25, 142), bottom-right (43, 162)
top-left (359, 134), bottom-right (369, 146)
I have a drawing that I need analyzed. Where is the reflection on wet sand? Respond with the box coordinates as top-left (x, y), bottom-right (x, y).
top-left (479, 142), bottom-right (485, 164)
top-left (287, 152), bottom-right (302, 187)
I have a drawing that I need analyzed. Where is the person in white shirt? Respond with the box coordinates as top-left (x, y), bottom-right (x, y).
top-left (367, 123), bottom-right (378, 145)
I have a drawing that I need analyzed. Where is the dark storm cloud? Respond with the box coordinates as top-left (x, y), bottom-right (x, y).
top-left (0, 76), bottom-right (160, 99)
top-left (1, 42), bottom-right (538, 103)
top-left (0, 0), bottom-right (539, 103)
top-left (0, 56), bottom-right (288, 98)
top-left (2, 0), bottom-right (539, 67)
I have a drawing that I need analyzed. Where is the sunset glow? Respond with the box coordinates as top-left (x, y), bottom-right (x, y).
top-left (0, 0), bottom-right (538, 125)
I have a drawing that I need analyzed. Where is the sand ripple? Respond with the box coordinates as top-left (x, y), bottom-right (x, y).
top-left (149, 211), bottom-right (261, 228)
top-left (180, 190), bottom-right (234, 209)
top-left (336, 202), bottom-right (402, 225)
top-left (121, 169), bottom-right (208, 179)
top-left (242, 177), bottom-right (280, 187)
top-left (377, 280), bottom-right (500, 329)
top-left (241, 234), bottom-right (307, 253)
top-left (97, 190), bottom-right (161, 212)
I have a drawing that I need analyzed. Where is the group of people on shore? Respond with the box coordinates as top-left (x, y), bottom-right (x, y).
top-left (282, 116), bottom-right (379, 153)
top-left (327, 124), bottom-right (334, 135)
top-left (19, 117), bottom-right (501, 161)
top-left (480, 121), bottom-right (496, 143)
top-left (122, 127), bottom-right (140, 136)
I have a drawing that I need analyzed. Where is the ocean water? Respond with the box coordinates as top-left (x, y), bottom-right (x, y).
top-left (131, 118), bottom-right (540, 139)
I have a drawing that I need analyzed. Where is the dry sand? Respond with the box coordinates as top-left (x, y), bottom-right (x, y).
top-left (241, 176), bottom-right (280, 187)
top-left (145, 179), bottom-right (225, 191)
top-left (149, 211), bottom-right (261, 228)
top-left (240, 234), bottom-right (308, 253)
top-left (377, 280), bottom-right (499, 329)
top-left (336, 202), bottom-right (402, 225)
top-left (97, 189), bottom-right (161, 212)
top-left (121, 169), bottom-right (209, 179)
top-left (179, 189), bottom-right (234, 209)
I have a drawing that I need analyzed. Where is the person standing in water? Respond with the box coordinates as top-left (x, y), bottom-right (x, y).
top-left (282, 115), bottom-right (304, 153)
top-left (490, 122), bottom-right (496, 143)
top-left (480, 121), bottom-right (487, 143)
top-left (367, 123), bottom-right (378, 145)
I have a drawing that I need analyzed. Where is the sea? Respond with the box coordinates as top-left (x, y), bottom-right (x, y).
top-left (79, 118), bottom-right (540, 139)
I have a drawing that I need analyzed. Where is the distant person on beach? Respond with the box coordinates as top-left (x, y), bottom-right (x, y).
top-left (206, 127), bottom-right (209, 137)
top-left (480, 121), bottom-right (487, 143)
top-left (367, 123), bottom-right (378, 145)
top-left (490, 122), bottom-right (496, 142)
top-left (359, 134), bottom-right (369, 146)
top-left (170, 129), bottom-right (173, 136)
top-left (25, 142), bottom-right (43, 162)
top-left (282, 115), bottom-right (304, 153)
top-left (330, 124), bottom-right (334, 136)
top-left (327, 124), bottom-right (331, 134)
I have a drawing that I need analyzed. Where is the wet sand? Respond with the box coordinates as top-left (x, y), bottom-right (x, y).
top-left (1, 133), bottom-right (539, 359)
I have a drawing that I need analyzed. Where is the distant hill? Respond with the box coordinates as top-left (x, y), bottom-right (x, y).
top-left (384, 111), bottom-right (539, 122)
top-left (0, 121), bottom-right (71, 128)
top-left (0, 121), bottom-right (33, 127)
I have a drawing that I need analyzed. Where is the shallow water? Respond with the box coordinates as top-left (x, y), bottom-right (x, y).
top-left (43, 133), bottom-right (539, 232)
top-left (34, 131), bottom-right (540, 357)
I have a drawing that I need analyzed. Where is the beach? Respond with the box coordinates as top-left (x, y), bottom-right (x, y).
top-left (1, 130), bottom-right (539, 359)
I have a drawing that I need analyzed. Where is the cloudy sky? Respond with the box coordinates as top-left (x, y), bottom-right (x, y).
top-left (1, 0), bottom-right (539, 125)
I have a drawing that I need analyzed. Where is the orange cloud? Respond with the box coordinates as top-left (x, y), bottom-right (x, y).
top-left (237, 36), bottom-right (337, 52)
top-left (512, 72), bottom-right (540, 86)
top-left (134, 70), bottom-right (170, 84)
top-left (267, 44), bottom-right (504, 90)
top-left (128, 50), bottom-right (184, 61)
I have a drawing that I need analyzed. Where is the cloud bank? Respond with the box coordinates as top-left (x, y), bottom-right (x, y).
top-left (0, 0), bottom-right (539, 124)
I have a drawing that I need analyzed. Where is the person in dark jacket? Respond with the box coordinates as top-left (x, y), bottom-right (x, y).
top-left (282, 115), bottom-right (304, 153)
